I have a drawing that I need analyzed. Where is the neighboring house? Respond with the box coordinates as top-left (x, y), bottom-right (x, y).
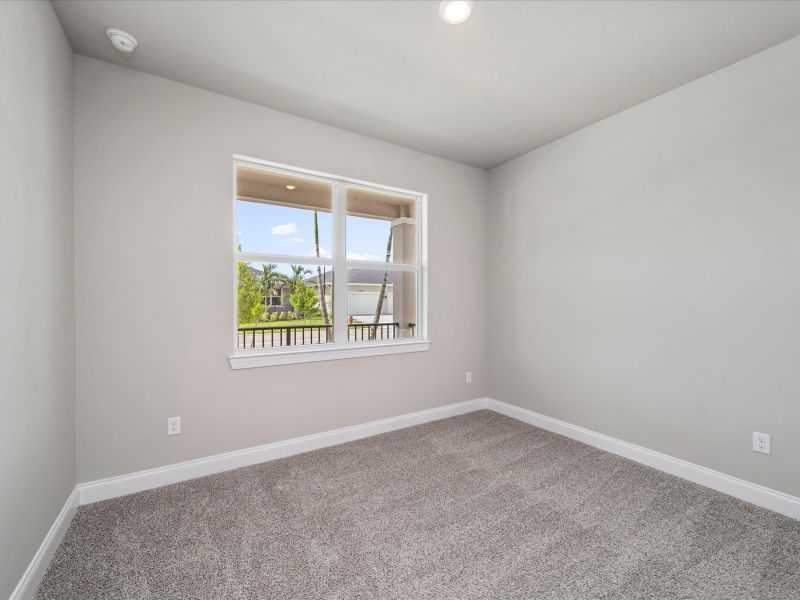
top-left (306, 268), bottom-right (393, 318)
top-left (265, 289), bottom-right (291, 313)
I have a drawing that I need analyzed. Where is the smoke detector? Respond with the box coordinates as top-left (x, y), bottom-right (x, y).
top-left (106, 28), bottom-right (138, 53)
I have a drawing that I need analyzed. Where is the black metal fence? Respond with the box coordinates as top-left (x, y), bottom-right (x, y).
top-left (348, 322), bottom-right (399, 342)
top-left (237, 322), bottom-right (405, 349)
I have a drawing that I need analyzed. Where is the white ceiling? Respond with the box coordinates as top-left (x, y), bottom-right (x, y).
top-left (52, 0), bottom-right (800, 169)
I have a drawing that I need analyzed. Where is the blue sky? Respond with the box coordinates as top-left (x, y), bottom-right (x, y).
top-left (236, 200), bottom-right (391, 276)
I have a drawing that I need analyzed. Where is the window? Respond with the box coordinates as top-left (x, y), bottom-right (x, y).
top-left (230, 156), bottom-right (428, 368)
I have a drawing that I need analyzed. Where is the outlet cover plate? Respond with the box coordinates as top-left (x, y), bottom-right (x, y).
top-left (752, 431), bottom-right (770, 455)
top-left (167, 416), bottom-right (181, 436)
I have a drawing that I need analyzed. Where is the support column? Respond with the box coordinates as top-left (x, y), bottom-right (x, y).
top-left (391, 216), bottom-right (416, 338)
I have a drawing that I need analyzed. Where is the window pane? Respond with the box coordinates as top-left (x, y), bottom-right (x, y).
top-left (236, 166), bottom-right (332, 257)
top-left (346, 268), bottom-right (417, 341)
top-left (237, 261), bottom-right (334, 348)
top-left (346, 187), bottom-right (417, 264)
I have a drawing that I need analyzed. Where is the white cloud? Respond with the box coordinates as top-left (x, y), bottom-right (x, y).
top-left (346, 251), bottom-right (381, 261)
top-left (271, 222), bottom-right (298, 235)
top-left (312, 247), bottom-right (330, 257)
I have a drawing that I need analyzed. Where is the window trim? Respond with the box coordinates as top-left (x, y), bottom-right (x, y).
top-left (229, 154), bottom-right (428, 369)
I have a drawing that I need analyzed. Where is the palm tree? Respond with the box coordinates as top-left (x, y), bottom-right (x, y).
top-left (260, 263), bottom-right (285, 317)
top-left (313, 211), bottom-right (330, 326)
top-left (371, 229), bottom-right (393, 339)
top-left (288, 264), bottom-right (312, 295)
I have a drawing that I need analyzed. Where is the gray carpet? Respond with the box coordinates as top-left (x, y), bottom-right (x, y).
top-left (37, 410), bottom-right (799, 599)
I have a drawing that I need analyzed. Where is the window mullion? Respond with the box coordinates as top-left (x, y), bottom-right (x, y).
top-left (343, 261), bottom-right (419, 272)
top-left (332, 182), bottom-right (348, 344)
top-left (237, 251), bottom-right (334, 267)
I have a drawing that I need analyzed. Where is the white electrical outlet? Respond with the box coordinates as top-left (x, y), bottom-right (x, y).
top-left (167, 416), bottom-right (181, 436)
top-left (465, 371), bottom-right (472, 384)
top-left (752, 431), bottom-right (770, 455)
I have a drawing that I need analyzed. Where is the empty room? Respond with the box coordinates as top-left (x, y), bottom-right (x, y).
top-left (3, 0), bottom-right (800, 598)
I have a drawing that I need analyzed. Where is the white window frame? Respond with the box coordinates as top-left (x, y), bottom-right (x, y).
top-left (229, 155), bottom-right (429, 369)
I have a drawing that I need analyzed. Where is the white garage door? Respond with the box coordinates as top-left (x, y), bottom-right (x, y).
top-left (348, 292), bottom-right (393, 318)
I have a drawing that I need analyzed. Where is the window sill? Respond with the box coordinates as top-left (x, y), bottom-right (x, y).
top-left (229, 339), bottom-right (431, 369)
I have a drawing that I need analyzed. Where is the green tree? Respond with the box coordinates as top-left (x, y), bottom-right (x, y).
top-left (237, 259), bottom-right (264, 325)
top-left (289, 282), bottom-right (321, 320)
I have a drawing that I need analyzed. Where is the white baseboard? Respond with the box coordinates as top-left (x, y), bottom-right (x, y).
top-left (79, 398), bottom-right (489, 504)
top-left (77, 396), bottom-right (800, 520)
top-left (10, 486), bottom-right (79, 600)
top-left (14, 395), bottom-right (800, 598)
top-left (487, 398), bottom-right (800, 521)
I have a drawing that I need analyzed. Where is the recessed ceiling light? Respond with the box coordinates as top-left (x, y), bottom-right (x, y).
top-left (439, 1), bottom-right (473, 25)
top-left (285, 185), bottom-right (296, 190)
top-left (106, 28), bottom-right (138, 53)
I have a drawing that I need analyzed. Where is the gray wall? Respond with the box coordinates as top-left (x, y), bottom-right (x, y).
top-left (0, 3), bottom-right (75, 597)
top-left (488, 36), bottom-right (800, 497)
top-left (73, 56), bottom-right (488, 483)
